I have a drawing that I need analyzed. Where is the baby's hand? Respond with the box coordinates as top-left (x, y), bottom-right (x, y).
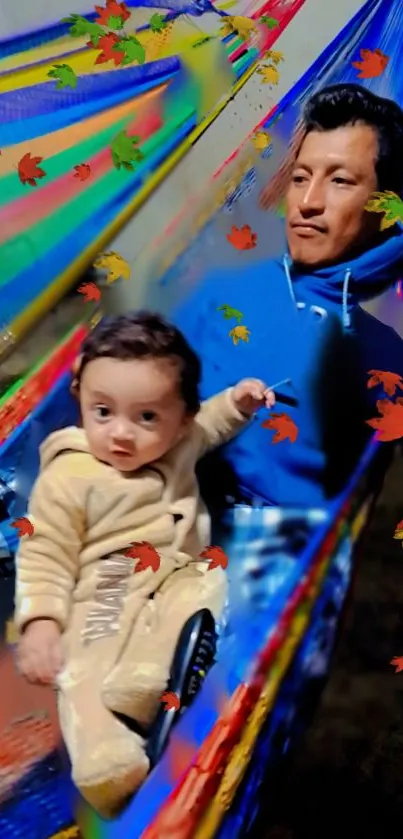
top-left (17, 618), bottom-right (64, 686)
top-left (232, 378), bottom-right (275, 416)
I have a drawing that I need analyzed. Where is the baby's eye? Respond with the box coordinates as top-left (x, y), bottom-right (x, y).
top-left (95, 405), bottom-right (110, 419)
top-left (141, 411), bottom-right (157, 423)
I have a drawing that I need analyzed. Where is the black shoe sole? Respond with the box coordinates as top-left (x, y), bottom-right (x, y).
top-left (146, 608), bottom-right (217, 767)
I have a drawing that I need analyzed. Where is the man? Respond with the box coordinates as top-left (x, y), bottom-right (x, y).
top-left (173, 83), bottom-right (403, 511)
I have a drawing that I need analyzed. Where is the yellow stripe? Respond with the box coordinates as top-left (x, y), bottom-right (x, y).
top-left (0, 25), bottom-right (205, 92)
top-left (0, 29), bottom-right (166, 92)
top-left (1, 56), bottom-right (261, 358)
top-left (49, 826), bottom-right (79, 839)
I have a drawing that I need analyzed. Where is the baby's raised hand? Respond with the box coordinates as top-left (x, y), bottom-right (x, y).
top-left (232, 378), bottom-right (275, 416)
top-left (17, 618), bottom-right (64, 686)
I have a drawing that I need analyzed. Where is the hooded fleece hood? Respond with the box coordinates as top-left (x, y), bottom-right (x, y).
top-left (283, 231), bottom-right (403, 329)
top-left (173, 230), bottom-right (403, 508)
top-left (39, 427), bottom-right (90, 471)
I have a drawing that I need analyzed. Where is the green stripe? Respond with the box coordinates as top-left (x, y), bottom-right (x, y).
top-left (0, 92), bottom-right (166, 205)
top-left (0, 107), bottom-right (194, 287)
top-left (0, 320), bottom-right (87, 406)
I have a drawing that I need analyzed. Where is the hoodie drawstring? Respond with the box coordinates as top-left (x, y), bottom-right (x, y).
top-left (284, 255), bottom-right (353, 331)
top-left (283, 255), bottom-right (297, 306)
top-left (342, 269), bottom-right (352, 329)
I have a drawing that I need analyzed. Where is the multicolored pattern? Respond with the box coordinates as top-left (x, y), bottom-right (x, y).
top-left (0, 0), bottom-right (304, 363)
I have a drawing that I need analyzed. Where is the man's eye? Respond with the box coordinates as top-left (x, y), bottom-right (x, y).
top-left (333, 177), bottom-right (351, 185)
top-left (292, 175), bottom-right (306, 184)
top-left (141, 411), bottom-right (157, 422)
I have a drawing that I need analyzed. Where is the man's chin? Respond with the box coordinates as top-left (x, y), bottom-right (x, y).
top-left (289, 246), bottom-right (327, 268)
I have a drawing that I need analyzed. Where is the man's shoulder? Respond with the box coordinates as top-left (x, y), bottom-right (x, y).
top-left (353, 305), bottom-right (403, 375)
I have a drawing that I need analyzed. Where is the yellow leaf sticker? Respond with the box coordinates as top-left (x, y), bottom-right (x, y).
top-left (93, 251), bottom-right (131, 283)
top-left (229, 324), bottom-right (251, 344)
top-left (252, 130), bottom-right (272, 151)
top-left (257, 64), bottom-right (280, 85)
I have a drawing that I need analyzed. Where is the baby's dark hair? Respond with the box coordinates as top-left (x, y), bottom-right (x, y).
top-left (71, 311), bottom-right (201, 414)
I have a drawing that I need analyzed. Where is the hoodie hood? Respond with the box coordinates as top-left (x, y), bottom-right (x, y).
top-left (40, 426), bottom-right (90, 470)
top-left (283, 231), bottom-right (403, 328)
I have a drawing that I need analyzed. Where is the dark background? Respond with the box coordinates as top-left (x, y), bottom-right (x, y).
top-left (263, 449), bottom-right (403, 839)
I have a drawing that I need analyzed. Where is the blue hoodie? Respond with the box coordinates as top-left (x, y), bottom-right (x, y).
top-left (173, 233), bottom-right (403, 508)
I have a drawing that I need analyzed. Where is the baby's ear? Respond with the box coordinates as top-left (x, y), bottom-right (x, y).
top-left (70, 354), bottom-right (83, 398)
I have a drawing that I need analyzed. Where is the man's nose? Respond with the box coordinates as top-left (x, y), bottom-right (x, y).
top-left (298, 180), bottom-right (325, 214)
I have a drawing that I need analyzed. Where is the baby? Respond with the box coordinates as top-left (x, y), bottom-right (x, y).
top-left (15, 311), bottom-right (274, 818)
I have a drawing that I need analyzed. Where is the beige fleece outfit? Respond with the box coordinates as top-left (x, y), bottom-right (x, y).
top-left (14, 388), bottom-right (249, 818)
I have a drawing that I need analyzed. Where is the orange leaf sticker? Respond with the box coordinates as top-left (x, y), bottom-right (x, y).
top-left (125, 541), bottom-right (161, 573)
top-left (161, 690), bottom-right (180, 711)
top-left (352, 48), bottom-right (389, 79)
top-left (261, 412), bottom-right (299, 443)
top-left (73, 163), bottom-right (92, 181)
top-left (226, 224), bottom-right (257, 250)
top-left (199, 545), bottom-right (229, 571)
top-left (11, 517), bottom-right (34, 537)
top-left (18, 153), bottom-right (46, 187)
top-left (366, 398), bottom-right (403, 442)
top-left (391, 656), bottom-right (403, 673)
top-left (78, 282), bottom-right (101, 303)
top-left (367, 370), bottom-right (403, 397)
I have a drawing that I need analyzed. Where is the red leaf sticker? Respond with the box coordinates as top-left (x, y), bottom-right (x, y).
top-left (261, 412), bottom-right (299, 443)
top-left (94, 0), bottom-right (131, 27)
top-left (161, 690), bottom-right (180, 711)
top-left (391, 656), bottom-right (403, 673)
top-left (18, 153), bottom-right (46, 187)
top-left (73, 163), bottom-right (92, 181)
top-left (393, 518), bottom-right (403, 541)
top-left (125, 541), bottom-right (161, 573)
top-left (77, 282), bottom-right (101, 303)
top-left (199, 545), bottom-right (229, 570)
top-left (11, 517), bottom-right (34, 537)
top-left (90, 32), bottom-right (125, 66)
top-left (226, 224), bottom-right (257, 250)
top-left (367, 370), bottom-right (403, 397)
top-left (367, 397), bottom-right (403, 442)
top-left (352, 48), bottom-right (389, 79)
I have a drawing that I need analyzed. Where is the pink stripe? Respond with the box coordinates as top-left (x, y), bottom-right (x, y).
top-left (0, 108), bottom-right (162, 244)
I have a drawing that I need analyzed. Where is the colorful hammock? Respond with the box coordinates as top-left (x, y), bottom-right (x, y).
top-left (0, 0), bottom-right (304, 361)
top-left (0, 0), bottom-right (402, 838)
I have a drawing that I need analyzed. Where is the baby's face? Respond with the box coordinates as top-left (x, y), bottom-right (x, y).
top-left (80, 356), bottom-right (192, 472)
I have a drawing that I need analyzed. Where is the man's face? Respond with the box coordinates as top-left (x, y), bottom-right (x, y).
top-left (285, 123), bottom-right (380, 267)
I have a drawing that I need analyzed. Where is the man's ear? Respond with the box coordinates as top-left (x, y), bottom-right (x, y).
top-left (70, 354), bottom-right (83, 398)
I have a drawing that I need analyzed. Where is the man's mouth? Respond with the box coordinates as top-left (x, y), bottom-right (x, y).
top-left (291, 222), bottom-right (326, 234)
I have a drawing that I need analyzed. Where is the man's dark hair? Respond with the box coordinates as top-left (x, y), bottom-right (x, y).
top-left (302, 83), bottom-right (403, 194)
top-left (72, 311), bottom-right (201, 414)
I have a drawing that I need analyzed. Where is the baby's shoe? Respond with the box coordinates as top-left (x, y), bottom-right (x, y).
top-left (146, 608), bottom-right (217, 765)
